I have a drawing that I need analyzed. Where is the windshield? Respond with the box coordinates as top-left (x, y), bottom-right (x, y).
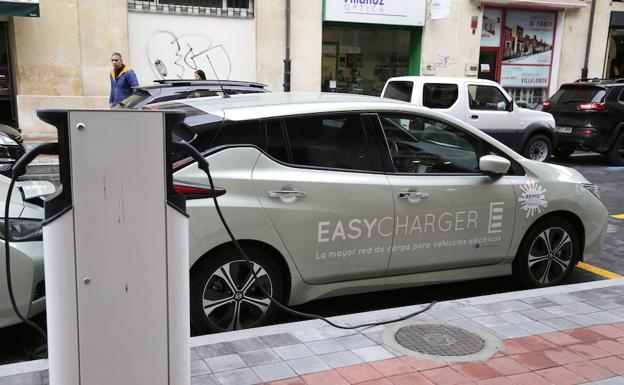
top-left (551, 86), bottom-right (607, 105)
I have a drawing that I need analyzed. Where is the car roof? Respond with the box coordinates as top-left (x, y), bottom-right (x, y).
top-left (386, 76), bottom-right (499, 86)
top-left (562, 78), bottom-right (624, 88)
top-left (148, 79), bottom-right (267, 88)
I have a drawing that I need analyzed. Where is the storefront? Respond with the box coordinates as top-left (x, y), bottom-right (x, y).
top-left (606, 11), bottom-right (624, 79)
top-left (477, 0), bottom-right (585, 107)
top-left (321, 0), bottom-right (425, 96)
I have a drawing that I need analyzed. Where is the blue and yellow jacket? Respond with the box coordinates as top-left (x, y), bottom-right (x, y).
top-left (109, 65), bottom-right (139, 106)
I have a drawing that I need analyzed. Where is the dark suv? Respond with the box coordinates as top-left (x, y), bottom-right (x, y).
top-left (543, 79), bottom-right (624, 165)
top-left (114, 79), bottom-right (269, 109)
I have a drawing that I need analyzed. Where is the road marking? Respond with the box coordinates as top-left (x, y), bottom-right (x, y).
top-left (577, 262), bottom-right (623, 279)
top-left (611, 214), bottom-right (624, 219)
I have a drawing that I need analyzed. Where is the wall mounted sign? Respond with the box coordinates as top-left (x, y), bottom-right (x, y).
top-left (323, 0), bottom-right (427, 27)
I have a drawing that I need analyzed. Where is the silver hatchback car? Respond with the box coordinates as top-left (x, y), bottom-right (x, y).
top-left (163, 93), bottom-right (608, 334)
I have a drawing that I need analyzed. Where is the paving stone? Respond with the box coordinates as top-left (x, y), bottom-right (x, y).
top-left (318, 350), bottom-right (364, 368)
top-left (334, 334), bottom-right (377, 350)
top-left (589, 300), bottom-right (622, 311)
top-left (548, 294), bottom-right (581, 305)
top-left (473, 315), bottom-right (511, 328)
top-left (191, 359), bottom-right (211, 376)
top-left (351, 345), bottom-right (395, 362)
top-left (251, 362), bottom-right (296, 383)
top-left (565, 360), bottom-right (615, 382)
top-left (543, 305), bottom-right (583, 317)
top-left (317, 326), bottom-right (358, 339)
top-left (515, 321), bottom-right (556, 335)
top-left (260, 333), bottom-right (301, 348)
top-left (519, 309), bottom-right (559, 321)
top-left (286, 356), bottom-right (331, 375)
top-left (588, 311), bottom-right (624, 324)
top-left (273, 344), bottom-right (314, 360)
top-left (489, 324), bottom-right (533, 339)
top-left (567, 314), bottom-right (605, 327)
top-left (426, 307), bottom-right (463, 320)
top-left (540, 317), bottom-right (583, 331)
top-left (453, 305), bottom-right (489, 317)
top-left (521, 297), bottom-right (559, 308)
top-left (191, 348), bottom-right (201, 360)
top-left (498, 312), bottom-right (533, 324)
top-left (586, 375), bottom-right (624, 384)
top-left (305, 339), bottom-right (345, 355)
top-left (195, 342), bottom-right (236, 358)
top-left (204, 354), bottom-right (247, 373)
top-left (229, 337), bottom-right (268, 353)
top-left (239, 348), bottom-right (281, 367)
top-left (291, 329), bottom-right (328, 343)
top-left (190, 374), bottom-right (220, 385)
top-left (214, 368), bottom-right (261, 385)
top-left (363, 331), bottom-right (383, 344)
top-left (0, 373), bottom-right (43, 385)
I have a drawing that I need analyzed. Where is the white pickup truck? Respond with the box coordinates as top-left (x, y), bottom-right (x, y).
top-left (381, 76), bottom-right (556, 162)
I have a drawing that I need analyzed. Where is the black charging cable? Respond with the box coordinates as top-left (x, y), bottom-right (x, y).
top-left (4, 142), bottom-right (58, 344)
top-left (173, 141), bottom-right (436, 330)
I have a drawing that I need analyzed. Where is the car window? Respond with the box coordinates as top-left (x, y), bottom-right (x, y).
top-left (551, 86), bottom-right (607, 104)
top-left (118, 90), bottom-right (150, 108)
top-left (266, 120), bottom-right (289, 162)
top-left (423, 83), bottom-right (458, 109)
top-left (282, 114), bottom-right (380, 172)
top-left (468, 85), bottom-right (509, 111)
top-left (383, 81), bottom-right (413, 102)
top-left (379, 114), bottom-right (482, 174)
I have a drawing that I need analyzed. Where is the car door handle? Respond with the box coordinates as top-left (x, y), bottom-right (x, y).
top-left (268, 190), bottom-right (307, 198)
top-left (398, 191), bottom-right (429, 199)
top-left (470, 115), bottom-right (479, 120)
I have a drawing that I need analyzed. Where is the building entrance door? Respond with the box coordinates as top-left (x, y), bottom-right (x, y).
top-left (0, 22), bottom-right (15, 125)
top-left (478, 50), bottom-right (498, 81)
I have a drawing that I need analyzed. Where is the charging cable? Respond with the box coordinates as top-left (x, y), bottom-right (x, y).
top-left (173, 141), bottom-right (436, 330)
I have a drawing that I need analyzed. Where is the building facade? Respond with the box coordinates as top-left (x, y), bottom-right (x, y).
top-left (2, 0), bottom-right (621, 135)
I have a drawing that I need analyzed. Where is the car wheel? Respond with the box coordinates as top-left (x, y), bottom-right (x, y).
top-left (607, 133), bottom-right (624, 166)
top-left (553, 147), bottom-right (575, 160)
top-left (513, 217), bottom-right (579, 288)
top-left (190, 245), bottom-right (284, 334)
top-left (523, 134), bottom-right (552, 162)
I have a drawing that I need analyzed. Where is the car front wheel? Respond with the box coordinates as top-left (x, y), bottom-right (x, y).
top-left (513, 217), bottom-right (579, 288)
top-left (523, 134), bottom-right (552, 162)
top-left (190, 245), bottom-right (284, 334)
top-left (608, 132), bottom-right (624, 166)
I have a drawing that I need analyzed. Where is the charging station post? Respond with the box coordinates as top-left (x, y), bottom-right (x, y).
top-left (37, 110), bottom-right (190, 385)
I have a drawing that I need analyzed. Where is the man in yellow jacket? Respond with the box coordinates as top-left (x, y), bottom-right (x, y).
top-left (109, 52), bottom-right (139, 107)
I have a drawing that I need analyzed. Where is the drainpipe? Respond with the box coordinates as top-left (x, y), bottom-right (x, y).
top-left (581, 0), bottom-right (597, 79)
top-left (283, 0), bottom-right (291, 91)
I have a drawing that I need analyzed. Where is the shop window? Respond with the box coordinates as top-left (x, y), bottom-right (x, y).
top-left (423, 83), bottom-right (458, 109)
top-left (383, 81), bottom-right (413, 102)
top-left (127, 0), bottom-right (253, 17)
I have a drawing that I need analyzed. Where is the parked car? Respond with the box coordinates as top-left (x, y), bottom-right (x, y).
top-left (542, 78), bottom-right (624, 165)
top-left (155, 92), bottom-right (607, 333)
top-left (381, 76), bottom-right (557, 162)
top-left (0, 123), bottom-right (25, 176)
top-left (113, 79), bottom-right (270, 110)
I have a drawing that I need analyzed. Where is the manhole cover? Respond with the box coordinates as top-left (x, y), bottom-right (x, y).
top-left (395, 324), bottom-right (484, 356)
top-left (382, 321), bottom-right (501, 362)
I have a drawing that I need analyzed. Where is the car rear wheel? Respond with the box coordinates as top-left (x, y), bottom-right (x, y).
top-left (190, 245), bottom-right (284, 334)
top-left (513, 217), bottom-right (579, 288)
top-left (553, 147), bottom-right (575, 160)
top-left (523, 134), bottom-right (552, 162)
top-left (607, 133), bottom-right (624, 166)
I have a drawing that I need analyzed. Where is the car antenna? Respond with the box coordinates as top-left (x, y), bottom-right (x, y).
top-left (206, 54), bottom-right (230, 99)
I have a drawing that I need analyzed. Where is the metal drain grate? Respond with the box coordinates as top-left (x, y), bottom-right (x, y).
top-left (394, 324), bottom-right (485, 357)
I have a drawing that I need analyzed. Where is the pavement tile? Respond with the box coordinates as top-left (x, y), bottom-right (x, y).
top-left (453, 305), bottom-right (489, 318)
top-left (334, 334), bottom-right (377, 350)
top-left (305, 340), bottom-right (345, 355)
top-left (587, 300), bottom-right (621, 311)
top-left (568, 344), bottom-right (612, 360)
top-left (612, 322), bottom-right (624, 331)
top-left (214, 368), bottom-right (261, 385)
top-left (588, 312), bottom-right (624, 324)
top-left (515, 321), bottom-right (556, 335)
top-left (565, 361), bottom-right (615, 382)
top-left (399, 356), bottom-right (447, 371)
top-left (261, 333), bottom-right (302, 348)
top-left (386, 372), bottom-right (435, 385)
top-left (195, 342), bottom-right (236, 358)
top-left (541, 332), bottom-right (584, 346)
top-left (191, 348), bottom-right (201, 360)
top-left (318, 350), bottom-right (364, 369)
top-left (364, 332), bottom-right (383, 344)
top-left (566, 315), bottom-right (604, 327)
top-left (490, 325), bottom-right (533, 339)
top-left (592, 356), bottom-right (624, 375)
top-left (0, 373), bottom-right (43, 385)
top-left (239, 348), bottom-right (282, 367)
top-left (594, 340), bottom-right (624, 356)
top-left (514, 336), bottom-right (557, 351)
top-left (474, 377), bottom-right (515, 385)
top-left (587, 377), bottom-right (624, 385)
top-left (483, 357), bottom-right (530, 376)
top-left (498, 313), bottom-right (534, 324)
top-left (473, 316), bottom-right (511, 328)
top-left (500, 340), bottom-right (531, 355)
top-left (230, 337), bottom-right (268, 353)
top-left (358, 379), bottom-right (394, 385)
top-left (335, 363), bottom-right (384, 383)
top-left (274, 344), bottom-right (315, 360)
top-left (263, 378), bottom-right (307, 385)
top-left (542, 348), bottom-right (586, 365)
top-left (351, 346), bottom-right (395, 362)
top-left (511, 352), bottom-right (559, 370)
top-left (204, 354), bottom-right (247, 373)
top-left (369, 358), bottom-right (415, 377)
top-left (301, 369), bottom-right (349, 385)
top-left (535, 366), bottom-right (587, 385)
top-left (589, 325), bottom-right (624, 339)
top-left (450, 362), bottom-right (499, 381)
top-left (544, 305), bottom-right (582, 317)
top-left (420, 366), bottom-right (466, 385)
top-left (190, 374), bottom-right (220, 385)
top-left (191, 359), bottom-right (212, 376)
top-left (252, 362), bottom-right (297, 383)
top-left (541, 318), bottom-right (583, 331)
top-left (286, 356), bottom-right (331, 376)
top-left (506, 372), bottom-right (555, 385)
top-left (521, 297), bottom-right (559, 308)
top-left (549, 294), bottom-right (581, 306)
top-left (520, 309), bottom-right (559, 321)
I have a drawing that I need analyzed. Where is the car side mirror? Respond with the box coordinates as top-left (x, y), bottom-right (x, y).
top-left (506, 100), bottom-right (514, 112)
top-left (480, 155), bottom-right (511, 176)
top-left (17, 180), bottom-right (56, 200)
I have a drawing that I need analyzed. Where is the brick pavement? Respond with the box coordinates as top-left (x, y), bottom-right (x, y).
top-left (2, 279), bottom-right (624, 385)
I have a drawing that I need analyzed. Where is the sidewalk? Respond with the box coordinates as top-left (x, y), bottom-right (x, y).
top-left (2, 279), bottom-right (624, 385)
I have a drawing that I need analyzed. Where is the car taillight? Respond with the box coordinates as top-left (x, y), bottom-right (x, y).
top-left (577, 102), bottom-right (606, 111)
top-left (173, 180), bottom-right (226, 199)
top-left (542, 99), bottom-right (552, 109)
top-left (172, 156), bottom-right (193, 171)
top-left (577, 129), bottom-right (596, 136)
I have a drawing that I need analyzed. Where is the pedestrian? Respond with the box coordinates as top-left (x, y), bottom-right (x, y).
top-left (109, 52), bottom-right (138, 107)
top-left (194, 69), bottom-right (207, 80)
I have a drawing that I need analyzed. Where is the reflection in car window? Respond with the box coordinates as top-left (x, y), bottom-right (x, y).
top-left (266, 120), bottom-right (289, 163)
top-left (468, 85), bottom-right (509, 111)
top-left (423, 83), bottom-right (459, 109)
top-left (380, 114), bottom-right (481, 174)
top-left (383, 81), bottom-right (414, 102)
top-left (283, 115), bottom-right (380, 171)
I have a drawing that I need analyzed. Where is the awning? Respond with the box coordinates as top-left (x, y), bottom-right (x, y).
top-left (0, 0), bottom-right (39, 17)
top-left (482, 0), bottom-right (587, 9)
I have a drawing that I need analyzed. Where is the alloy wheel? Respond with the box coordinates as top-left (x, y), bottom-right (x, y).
top-left (202, 260), bottom-right (273, 331)
top-left (528, 140), bottom-right (549, 162)
top-left (527, 227), bottom-right (573, 285)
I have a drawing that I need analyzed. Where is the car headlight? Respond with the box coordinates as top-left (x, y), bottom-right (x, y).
top-left (0, 132), bottom-right (19, 146)
top-left (0, 218), bottom-right (43, 242)
top-left (582, 183), bottom-right (600, 200)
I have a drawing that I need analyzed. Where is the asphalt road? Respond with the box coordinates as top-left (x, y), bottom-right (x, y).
top-left (0, 153), bottom-right (622, 365)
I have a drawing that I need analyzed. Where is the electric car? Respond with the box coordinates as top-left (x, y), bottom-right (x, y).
top-left (163, 93), bottom-right (608, 333)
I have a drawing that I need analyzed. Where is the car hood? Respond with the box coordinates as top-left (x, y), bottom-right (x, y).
top-left (518, 158), bottom-right (589, 184)
top-left (518, 108), bottom-right (555, 129)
